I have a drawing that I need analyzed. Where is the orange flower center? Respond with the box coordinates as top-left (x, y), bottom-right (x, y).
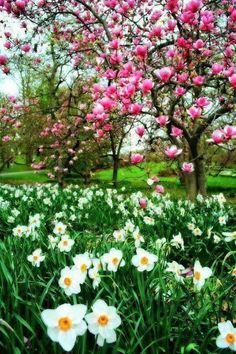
top-left (58, 317), bottom-right (72, 331)
top-left (226, 333), bottom-right (236, 345)
top-left (98, 315), bottom-right (109, 326)
top-left (194, 271), bottom-right (201, 281)
top-left (64, 277), bottom-right (72, 286)
top-left (140, 256), bottom-right (149, 265)
top-left (112, 257), bottom-right (119, 265)
top-left (80, 264), bottom-right (87, 272)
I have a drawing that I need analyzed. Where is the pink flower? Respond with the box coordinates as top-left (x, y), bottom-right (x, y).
top-left (174, 86), bottom-right (186, 96)
top-left (157, 67), bottom-right (172, 82)
top-left (182, 162), bottom-right (194, 173)
top-left (135, 45), bottom-right (148, 60)
top-left (16, 0), bottom-right (26, 9)
top-left (139, 198), bottom-right (147, 208)
top-left (21, 43), bottom-right (31, 53)
top-left (171, 126), bottom-right (183, 137)
top-left (209, 130), bottom-right (224, 144)
top-left (129, 103), bottom-right (142, 115)
top-left (193, 39), bottom-right (205, 50)
top-left (188, 106), bottom-right (202, 119)
top-left (156, 115), bottom-right (169, 126)
top-left (130, 154), bottom-right (144, 164)
top-left (141, 79), bottom-right (154, 94)
top-left (195, 97), bottom-right (210, 107)
top-left (229, 74), bottom-right (236, 89)
top-left (0, 54), bottom-right (8, 65)
top-left (192, 76), bottom-right (205, 86)
top-left (165, 145), bottom-right (182, 159)
top-left (156, 185), bottom-right (165, 194)
top-left (135, 126), bottom-right (145, 137)
top-left (211, 63), bottom-right (224, 75)
top-left (2, 135), bottom-right (11, 143)
top-left (222, 125), bottom-right (236, 140)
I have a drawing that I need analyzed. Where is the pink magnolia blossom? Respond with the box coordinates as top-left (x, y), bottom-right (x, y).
top-left (222, 125), bottom-right (236, 140)
top-left (156, 185), bottom-right (165, 194)
top-left (135, 126), bottom-right (145, 137)
top-left (229, 74), bottom-right (236, 89)
top-left (135, 45), bottom-right (148, 60)
top-left (174, 86), bottom-right (186, 96)
top-left (195, 97), bottom-right (210, 107)
top-left (16, 0), bottom-right (27, 9)
top-left (182, 162), bottom-right (194, 173)
top-left (171, 126), bottom-right (183, 137)
top-left (192, 76), bottom-right (205, 86)
top-left (129, 103), bottom-right (142, 115)
top-left (211, 63), bottom-right (224, 75)
top-left (2, 135), bottom-right (11, 142)
top-left (156, 115), bottom-right (170, 126)
top-left (209, 130), bottom-right (224, 144)
top-left (130, 153), bottom-right (144, 164)
top-left (139, 198), bottom-right (147, 208)
top-left (141, 79), bottom-right (154, 94)
top-left (157, 67), bottom-right (173, 82)
top-left (21, 43), bottom-right (31, 53)
top-left (188, 106), bottom-right (202, 119)
top-left (193, 39), bottom-right (205, 50)
top-left (0, 54), bottom-right (8, 65)
top-left (165, 145), bottom-right (182, 159)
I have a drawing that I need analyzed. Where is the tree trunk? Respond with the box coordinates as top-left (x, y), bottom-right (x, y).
top-left (184, 139), bottom-right (207, 199)
top-left (112, 156), bottom-right (119, 188)
top-left (26, 150), bottom-right (33, 165)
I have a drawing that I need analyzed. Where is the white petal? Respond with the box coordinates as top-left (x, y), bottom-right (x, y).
top-left (74, 320), bottom-right (87, 336)
top-left (47, 327), bottom-right (59, 342)
top-left (58, 329), bottom-right (77, 352)
top-left (106, 329), bottom-right (117, 344)
top-left (132, 255), bottom-right (139, 267)
top-left (96, 334), bottom-right (105, 347)
top-left (218, 321), bottom-right (235, 335)
top-left (71, 304), bottom-right (87, 324)
top-left (92, 299), bottom-right (108, 314)
top-left (216, 335), bottom-right (228, 349)
top-left (41, 310), bottom-right (58, 327)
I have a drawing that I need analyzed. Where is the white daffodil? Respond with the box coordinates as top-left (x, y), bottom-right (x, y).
top-left (88, 267), bottom-right (101, 289)
top-left (27, 248), bottom-right (45, 267)
top-left (85, 299), bottom-right (121, 347)
top-left (133, 227), bottom-right (144, 248)
top-left (58, 266), bottom-right (81, 296)
top-left (192, 227), bottom-right (202, 236)
top-left (72, 253), bottom-right (92, 283)
top-left (216, 321), bottom-right (236, 351)
top-left (53, 222), bottom-right (67, 235)
top-left (143, 216), bottom-right (155, 225)
top-left (48, 235), bottom-right (59, 249)
top-left (193, 260), bottom-right (212, 290)
top-left (41, 303), bottom-right (87, 351)
top-left (58, 235), bottom-right (74, 252)
top-left (113, 229), bottom-right (126, 242)
top-left (219, 216), bottom-right (227, 225)
top-left (132, 248), bottom-right (158, 272)
top-left (170, 233), bottom-right (184, 250)
top-left (166, 261), bottom-right (185, 282)
top-left (223, 231), bottom-right (236, 243)
top-left (101, 248), bottom-right (125, 272)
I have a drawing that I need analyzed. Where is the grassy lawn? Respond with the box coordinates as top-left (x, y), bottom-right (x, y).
top-left (1, 162), bottom-right (235, 202)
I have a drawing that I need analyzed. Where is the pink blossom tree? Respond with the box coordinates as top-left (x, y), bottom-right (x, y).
top-left (1, 0), bottom-right (236, 197)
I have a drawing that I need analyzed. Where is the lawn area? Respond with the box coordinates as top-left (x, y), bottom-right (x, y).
top-left (0, 162), bottom-right (236, 201)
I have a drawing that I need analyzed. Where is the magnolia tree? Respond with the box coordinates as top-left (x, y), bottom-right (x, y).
top-left (1, 0), bottom-right (236, 197)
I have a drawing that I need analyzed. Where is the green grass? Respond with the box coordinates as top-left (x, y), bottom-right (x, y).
top-left (0, 162), bottom-right (235, 199)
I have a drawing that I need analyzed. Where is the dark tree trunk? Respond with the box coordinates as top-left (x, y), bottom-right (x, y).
top-left (112, 156), bottom-right (119, 188)
top-left (184, 139), bottom-right (207, 200)
top-left (26, 150), bottom-right (33, 165)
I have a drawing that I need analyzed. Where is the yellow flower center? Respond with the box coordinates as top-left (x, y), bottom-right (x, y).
top-left (58, 317), bottom-right (72, 331)
top-left (33, 255), bottom-right (39, 261)
top-left (232, 269), bottom-right (236, 276)
top-left (194, 271), bottom-right (201, 281)
top-left (226, 333), bottom-right (236, 345)
top-left (98, 315), bottom-right (109, 326)
top-left (64, 277), bottom-right (72, 286)
top-left (140, 256), bottom-right (149, 265)
top-left (58, 227), bottom-right (62, 232)
top-left (80, 264), bottom-right (87, 272)
top-left (112, 257), bottom-right (119, 265)
top-left (63, 240), bottom-right (68, 246)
